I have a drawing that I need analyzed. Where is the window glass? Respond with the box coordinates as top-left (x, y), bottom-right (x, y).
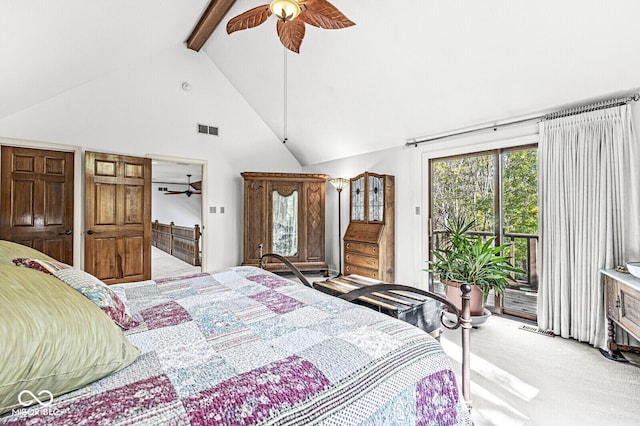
top-left (272, 191), bottom-right (298, 256)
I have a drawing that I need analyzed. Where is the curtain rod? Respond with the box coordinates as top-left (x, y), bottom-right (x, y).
top-left (405, 92), bottom-right (640, 147)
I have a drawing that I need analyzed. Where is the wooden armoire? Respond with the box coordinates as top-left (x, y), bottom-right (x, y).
top-left (241, 172), bottom-right (329, 274)
top-left (343, 172), bottom-right (395, 281)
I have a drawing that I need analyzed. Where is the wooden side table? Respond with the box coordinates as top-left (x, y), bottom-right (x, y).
top-left (314, 274), bottom-right (443, 339)
top-left (601, 269), bottom-right (640, 361)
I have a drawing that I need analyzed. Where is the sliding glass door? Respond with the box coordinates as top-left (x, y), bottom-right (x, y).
top-left (429, 145), bottom-right (538, 320)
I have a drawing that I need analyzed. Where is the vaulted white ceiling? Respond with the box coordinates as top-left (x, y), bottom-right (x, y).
top-left (3, 1), bottom-right (640, 166)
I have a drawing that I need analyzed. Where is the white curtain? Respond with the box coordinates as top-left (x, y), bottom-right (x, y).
top-left (538, 104), bottom-right (640, 348)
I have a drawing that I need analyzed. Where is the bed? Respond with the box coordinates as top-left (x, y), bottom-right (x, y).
top-left (0, 240), bottom-right (472, 425)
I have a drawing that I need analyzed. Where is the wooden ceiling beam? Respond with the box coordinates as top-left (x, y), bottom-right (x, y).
top-left (186, 0), bottom-right (237, 51)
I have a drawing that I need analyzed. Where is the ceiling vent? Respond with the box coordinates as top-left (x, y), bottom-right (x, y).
top-left (197, 124), bottom-right (218, 136)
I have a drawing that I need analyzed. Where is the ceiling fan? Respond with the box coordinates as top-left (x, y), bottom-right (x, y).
top-left (226, 0), bottom-right (355, 53)
top-left (164, 175), bottom-right (202, 197)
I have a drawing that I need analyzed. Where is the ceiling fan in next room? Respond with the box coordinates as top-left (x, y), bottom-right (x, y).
top-left (164, 175), bottom-right (202, 197)
top-left (226, 0), bottom-right (355, 53)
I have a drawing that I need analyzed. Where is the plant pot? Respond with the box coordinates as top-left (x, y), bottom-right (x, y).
top-left (445, 280), bottom-right (484, 316)
top-left (444, 307), bottom-right (492, 327)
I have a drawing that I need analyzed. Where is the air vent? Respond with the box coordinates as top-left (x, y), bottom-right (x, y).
top-left (197, 123), bottom-right (219, 136)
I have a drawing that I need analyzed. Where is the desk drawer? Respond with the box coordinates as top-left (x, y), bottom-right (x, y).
top-left (620, 286), bottom-right (640, 338)
top-left (345, 252), bottom-right (378, 269)
top-left (344, 241), bottom-right (378, 256)
top-left (344, 264), bottom-right (379, 279)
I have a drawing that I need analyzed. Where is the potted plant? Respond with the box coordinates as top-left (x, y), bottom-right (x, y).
top-left (426, 216), bottom-right (524, 317)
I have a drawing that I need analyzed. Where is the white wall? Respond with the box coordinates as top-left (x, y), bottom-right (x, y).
top-left (304, 122), bottom-right (541, 288)
top-left (152, 183), bottom-right (201, 228)
top-left (0, 44), bottom-right (302, 271)
top-left (2, 41), bottom-right (639, 280)
top-left (307, 103), bottom-right (640, 289)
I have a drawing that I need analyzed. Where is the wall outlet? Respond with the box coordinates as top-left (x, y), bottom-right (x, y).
top-left (220, 207), bottom-right (225, 214)
top-left (209, 206), bottom-right (216, 214)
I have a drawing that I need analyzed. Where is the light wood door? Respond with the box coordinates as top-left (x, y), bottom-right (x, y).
top-left (0, 146), bottom-right (74, 263)
top-left (85, 151), bottom-right (151, 284)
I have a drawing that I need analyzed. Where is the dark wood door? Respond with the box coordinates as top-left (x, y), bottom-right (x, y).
top-left (0, 146), bottom-right (74, 263)
top-left (243, 178), bottom-right (268, 263)
top-left (85, 151), bottom-right (151, 284)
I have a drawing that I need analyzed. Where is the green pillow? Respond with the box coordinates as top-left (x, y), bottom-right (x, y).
top-left (0, 240), bottom-right (56, 265)
top-left (0, 264), bottom-right (140, 414)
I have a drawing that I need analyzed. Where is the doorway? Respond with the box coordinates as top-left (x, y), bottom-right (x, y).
top-left (428, 145), bottom-right (539, 321)
top-left (150, 159), bottom-right (205, 279)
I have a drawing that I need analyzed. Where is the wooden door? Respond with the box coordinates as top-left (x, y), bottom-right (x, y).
top-left (85, 151), bottom-right (151, 284)
top-left (0, 146), bottom-right (74, 263)
top-left (243, 178), bottom-right (268, 263)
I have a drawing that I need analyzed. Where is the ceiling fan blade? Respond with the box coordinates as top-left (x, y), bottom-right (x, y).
top-left (189, 180), bottom-right (202, 191)
top-left (277, 19), bottom-right (306, 53)
top-left (300, 0), bottom-right (355, 29)
top-left (226, 4), bottom-right (272, 34)
top-left (164, 191), bottom-right (186, 195)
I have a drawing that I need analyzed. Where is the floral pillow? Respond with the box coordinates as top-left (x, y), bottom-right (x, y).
top-left (12, 258), bottom-right (139, 330)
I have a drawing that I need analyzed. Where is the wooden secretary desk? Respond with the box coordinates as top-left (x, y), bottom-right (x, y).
top-left (241, 172), bottom-right (329, 275)
top-left (343, 172), bottom-right (395, 281)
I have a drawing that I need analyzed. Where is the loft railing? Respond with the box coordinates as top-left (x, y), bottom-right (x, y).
top-left (152, 220), bottom-right (201, 266)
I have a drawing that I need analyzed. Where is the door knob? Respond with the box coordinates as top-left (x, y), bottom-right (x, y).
top-left (87, 230), bottom-right (95, 235)
top-left (58, 229), bottom-right (72, 235)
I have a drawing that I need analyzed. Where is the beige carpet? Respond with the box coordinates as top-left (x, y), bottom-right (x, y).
top-left (151, 246), bottom-right (201, 279)
top-left (441, 315), bottom-right (640, 426)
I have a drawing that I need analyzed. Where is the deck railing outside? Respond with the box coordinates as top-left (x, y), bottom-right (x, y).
top-left (431, 230), bottom-right (539, 292)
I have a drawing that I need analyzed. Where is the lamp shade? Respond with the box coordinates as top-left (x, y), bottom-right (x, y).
top-left (270, 0), bottom-right (301, 21)
top-left (329, 177), bottom-right (349, 192)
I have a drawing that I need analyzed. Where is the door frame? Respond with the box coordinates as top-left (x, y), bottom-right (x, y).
top-left (146, 153), bottom-right (208, 272)
top-left (0, 136), bottom-right (83, 266)
top-left (420, 134), bottom-right (540, 291)
top-left (0, 140), bottom-right (210, 270)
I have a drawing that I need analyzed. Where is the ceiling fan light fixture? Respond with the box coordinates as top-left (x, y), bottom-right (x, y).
top-left (269, 0), bottom-right (301, 21)
top-left (227, 0), bottom-right (354, 53)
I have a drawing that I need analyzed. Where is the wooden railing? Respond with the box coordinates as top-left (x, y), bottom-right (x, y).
top-left (503, 232), bottom-right (538, 292)
top-left (431, 230), bottom-right (538, 292)
top-left (152, 220), bottom-right (201, 266)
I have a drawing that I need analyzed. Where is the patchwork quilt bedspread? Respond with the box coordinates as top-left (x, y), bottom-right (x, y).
top-left (2, 266), bottom-right (471, 425)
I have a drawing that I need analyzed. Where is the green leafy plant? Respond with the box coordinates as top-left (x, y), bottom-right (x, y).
top-left (425, 216), bottom-right (524, 305)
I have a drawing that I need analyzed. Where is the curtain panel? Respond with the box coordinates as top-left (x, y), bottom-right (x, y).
top-left (538, 104), bottom-right (640, 348)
